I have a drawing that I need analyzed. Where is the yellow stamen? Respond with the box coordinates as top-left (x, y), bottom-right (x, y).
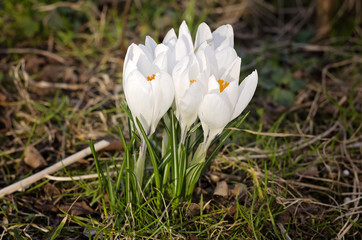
top-left (147, 74), bottom-right (155, 81)
top-left (217, 80), bottom-right (230, 93)
top-left (190, 79), bottom-right (196, 84)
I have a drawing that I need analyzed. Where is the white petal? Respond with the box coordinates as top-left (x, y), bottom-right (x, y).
top-left (177, 21), bottom-right (194, 59)
top-left (138, 44), bottom-right (153, 62)
top-left (150, 71), bottom-right (174, 134)
top-left (198, 92), bottom-right (233, 135)
top-left (222, 79), bottom-right (239, 108)
top-left (213, 24), bottom-right (234, 50)
top-left (125, 70), bottom-right (154, 134)
top-left (153, 45), bottom-right (169, 72)
top-left (195, 42), bottom-right (210, 75)
top-left (202, 44), bottom-right (218, 78)
top-left (177, 82), bottom-right (203, 129)
top-left (231, 70), bottom-right (258, 120)
top-left (123, 44), bottom-right (143, 82)
top-left (163, 28), bottom-right (177, 46)
top-left (145, 35), bottom-right (157, 51)
top-left (207, 75), bottom-right (219, 92)
top-left (154, 43), bottom-right (169, 58)
top-left (179, 21), bottom-right (193, 46)
top-left (195, 22), bottom-right (213, 50)
top-left (136, 52), bottom-right (159, 78)
top-left (172, 56), bottom-right (190, 100)
top-left (215, 47), bottom-right (237, 78)
top-left (188, 54), bottom-right (200, 79)
top-left (221, 57), bottom-right (241, 83)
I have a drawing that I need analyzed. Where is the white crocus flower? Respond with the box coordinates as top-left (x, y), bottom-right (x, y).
top-left (198, 56), bottom-right (258, 149)
top-left (195, 22), bottom-right (234, 52)
top-left (123, 40), bottom-right (175, 186)
top-left (172, 48), bottom-right (209, 142)
top-left (162, 21), bottom-right (194, 74)
top-left (123, 42), bottom-right (174, 137)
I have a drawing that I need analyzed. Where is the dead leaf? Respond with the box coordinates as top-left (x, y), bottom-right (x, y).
top-left (43, 182), bottom-right (60, 198)
top-left (24, 145), bottom-right (47, 169)
top-left (41, 65), bottom-right (64, 82)
top-left (209, 173), bottom-right (220, 183)
top-left (186, 203), bottom-right (200, 217)
top-left (2, 216), bottom-right (9, 225)
top-left (316, 0), bottom-right (338, 38)
top-left (229, 183), bottom-right (246, 198)
top-left (24, 55), bottom-right (46, 74)
top-left (0, 92), bottom-right (6, 102)
top-left (102, 139), bottom-right (123, 151)
top-left (0, 116), bottom-right (10, 134)
top-left (214, 181), bottom-right (228, 198)
top-left (277, 210), bottom-right (291, 224)
top-left (59, 201), bottom-right (94, 216)
top-left (188, 233), bottom-right (199, 240)
top-left (64, 67), bottom-right (78, 83)
top-left (227, 205), bottom-right (237, 217)
top-left (298, 165), bottom-right (319, 178)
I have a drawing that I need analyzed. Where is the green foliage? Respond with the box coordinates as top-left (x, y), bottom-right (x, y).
top-left (259, 59), bottom-right (306, 107)
top-left (0, 0), bottom-right (89, 47)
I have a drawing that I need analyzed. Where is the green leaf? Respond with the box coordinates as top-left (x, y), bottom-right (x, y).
top-left (17, 15), bottom-right (39, 38)
top-left (290, 78), bottom-right (306, 92)
top-left (135, 118), bottom-right (161, 206)
top-left (50, 215), bottom-right (67, 240)
top-left (280, 70), bottom-right (293, 85)
top-left (272, 89), bottom-right (295, 107)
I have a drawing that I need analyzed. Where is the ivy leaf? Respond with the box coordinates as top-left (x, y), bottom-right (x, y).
top-left (271, 88), bottom-right (295, 107)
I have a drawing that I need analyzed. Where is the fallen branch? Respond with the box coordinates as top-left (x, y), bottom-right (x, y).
top-left (0, 48), bottom-right (65, 64)
top-left (45, 171), bottom-right (117, 181)
top-left (0, 140), bottom-right (110, 198)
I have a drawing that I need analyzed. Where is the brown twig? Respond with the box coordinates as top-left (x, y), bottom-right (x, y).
top-left (0, 140), bottom-right (110, 198)
top-left (0, 48), bottom-right (65, 64)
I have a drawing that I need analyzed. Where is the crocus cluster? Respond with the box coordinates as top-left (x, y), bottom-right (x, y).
top-left (123, 21), bottom-right (258, 150)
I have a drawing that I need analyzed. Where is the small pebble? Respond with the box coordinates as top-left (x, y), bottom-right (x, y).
top-left (344, 197), bottom-right (352, 204)
top-left (342, 169), bottom-right (350, 176)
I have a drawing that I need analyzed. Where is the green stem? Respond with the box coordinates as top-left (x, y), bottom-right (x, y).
top-left (135, 139), bottom-right (147, 190)
top-left (171, 113), bottom-right (178, 198)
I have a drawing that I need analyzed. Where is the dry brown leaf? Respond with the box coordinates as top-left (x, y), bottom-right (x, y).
top-left (214, 180), bottom-right (228, 198)
top-left (59, 201), bottom-right (94, 216)
top-left (102, 139), bottom-right (123, 151)
top-left (227, 205), bottom-right (237, 217)
top-left (229, 183), bottom-right (246, 198)
top-left (298, 165), bottom-right (319, 178)
top-left (43, 182), bottom-right (60, 198)
top-left (186, 203), bottom-right (200, 217)
top-left (24, 145), bottom-right (47, 169)
top-left (24, 55), bottom-right (46, 74)
top-left (188, 233), bottom-right (199, 240)
top-left (0, 116), bottom-right (10, 134)
top-left (0, 92), bottom-right (6, 102)
top-left (64, 67), bottom-right (78, 83)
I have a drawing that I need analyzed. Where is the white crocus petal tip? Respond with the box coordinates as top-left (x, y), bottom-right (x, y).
top-left (179, 21), bottom-right (189, 35)
top-left (231, 69), bottom-right (258, 120)
top-left (163, 28), bottom-right (177, 45)
top-left (195, 22), bottom-right (213, 50)
top-left (221, 56), bottom-right (241, 84)
top-left (213, 24), bottom-right (234, 50)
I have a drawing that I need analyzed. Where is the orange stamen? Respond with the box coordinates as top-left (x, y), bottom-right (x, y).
top-left (190, 79), bottom-right (196, 84)
top-left (147, 74), bottom-right (156, 81)
top-left (217, 80), bottom-right (230, 93)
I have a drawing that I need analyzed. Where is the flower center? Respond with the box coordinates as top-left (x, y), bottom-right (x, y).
top-left (217, 80), bottom-right (230, 93)
top-left (147, 74), bottom-right (156, 81)
top-left (190, 79), bottom-right (196, 84)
